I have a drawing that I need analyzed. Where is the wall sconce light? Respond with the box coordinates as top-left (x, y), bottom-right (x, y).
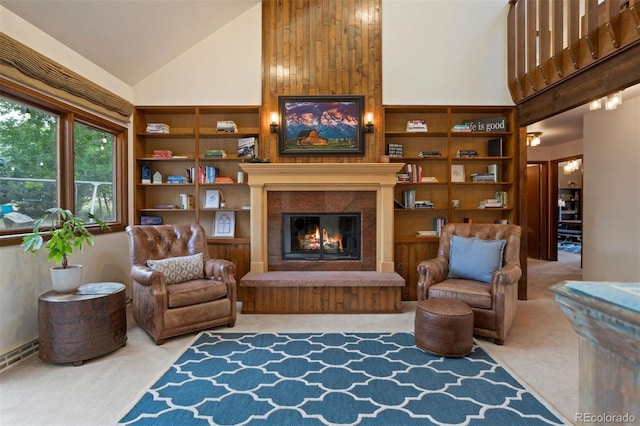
top-left (526, 132), bottom-right (542, 147)
top-left (24, 108), bottom-right (31, 120)
top-left (364, 112), bottom-right (374, 133)
top-left (269, 112), bottom-right (279, 133)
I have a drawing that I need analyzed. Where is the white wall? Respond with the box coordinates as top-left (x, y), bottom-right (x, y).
top-left (382, 0), bottom-right (512, 105)
top-left (0, 7), bottom-right (132, 101)
top-left (134, 3), bottom-right (262, 105)
top-left (583, 96), bottom-right (640, 281)
top-left (527, 139), bottom-right (583, 162)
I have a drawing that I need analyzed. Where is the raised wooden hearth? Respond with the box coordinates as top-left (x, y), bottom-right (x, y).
top-left (239, 271), bottom-right (404, 314)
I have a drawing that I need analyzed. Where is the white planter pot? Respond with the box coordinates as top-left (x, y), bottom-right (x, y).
top-left (50, 265), bottom-right (83, 293)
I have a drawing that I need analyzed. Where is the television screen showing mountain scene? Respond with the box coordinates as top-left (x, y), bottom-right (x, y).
top-left (279, 96), bottom-right (364, 155)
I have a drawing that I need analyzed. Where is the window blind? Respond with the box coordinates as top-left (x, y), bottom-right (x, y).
top-left (0, 33), bottom-right (133, 122)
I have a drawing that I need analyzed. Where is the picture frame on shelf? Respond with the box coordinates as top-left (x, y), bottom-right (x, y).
top-left (213, 211), bottom-right (235, 238)
top-left (451, 164), bottom-right (466, 182)
top-left (278, 95), bottom-right (365, 155)
top-left (205, 189), bottom-right (220, 209)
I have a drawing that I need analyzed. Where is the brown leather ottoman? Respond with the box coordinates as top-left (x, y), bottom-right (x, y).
top-left (414, 298), bottom-right (474, 357)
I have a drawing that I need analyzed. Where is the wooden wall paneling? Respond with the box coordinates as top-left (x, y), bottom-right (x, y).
top-left (262, 0), bottom-right (382, 164)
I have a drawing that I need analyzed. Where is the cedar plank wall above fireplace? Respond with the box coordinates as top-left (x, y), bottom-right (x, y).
top-left (261, 0), bottom-right (382, 163)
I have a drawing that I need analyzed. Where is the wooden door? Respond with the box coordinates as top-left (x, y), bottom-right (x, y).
top-left (526, 163), bottom-right (550, 259)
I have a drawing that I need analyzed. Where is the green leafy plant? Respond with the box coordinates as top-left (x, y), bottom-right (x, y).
top-left (22, 207), bottom-right (110, 269)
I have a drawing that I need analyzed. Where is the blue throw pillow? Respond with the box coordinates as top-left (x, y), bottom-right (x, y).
top-left (447, 235), bottom-right (506, 283)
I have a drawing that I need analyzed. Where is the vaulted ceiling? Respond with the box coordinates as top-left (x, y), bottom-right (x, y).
top-left (3, 0), bottom-right (638, 146)
top-left (2, 0), bottom-right (259, 86)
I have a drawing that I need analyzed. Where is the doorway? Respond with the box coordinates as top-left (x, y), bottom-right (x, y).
top-left (555, 157), bottom-right (583, 265)
top-left (526, 162), bottom-right (550, 259)
top-left (526, 156), bottom-right (583, 265)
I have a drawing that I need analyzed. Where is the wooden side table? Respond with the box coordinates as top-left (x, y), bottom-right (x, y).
top-left (38, 282), bottom-right (127, 365)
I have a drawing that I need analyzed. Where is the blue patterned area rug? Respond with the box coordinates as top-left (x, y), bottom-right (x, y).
top-left (119, 332), bottom-right (567, 425)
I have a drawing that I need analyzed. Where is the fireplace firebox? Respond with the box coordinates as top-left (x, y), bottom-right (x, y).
top-left (283, 213), bottom-right (361, 260)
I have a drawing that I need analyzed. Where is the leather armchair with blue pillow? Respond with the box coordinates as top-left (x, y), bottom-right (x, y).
top-left (417, 223), bottom-right (522, 344)
top-left (126, 224), bottom-right (237, 344)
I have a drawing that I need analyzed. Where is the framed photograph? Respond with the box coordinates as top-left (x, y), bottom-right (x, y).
top-left (214, 211), bottom-right (235, 238)
top-left (205, 189), bottom-right (220, 208)
top-left (451, 164), bottom-right (465, 182)
top-left (278, 95), bottom-right (365, 155)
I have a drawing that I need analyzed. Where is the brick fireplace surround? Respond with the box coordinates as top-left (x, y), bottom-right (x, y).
top-left (238, 163), bottom-right (405, 314)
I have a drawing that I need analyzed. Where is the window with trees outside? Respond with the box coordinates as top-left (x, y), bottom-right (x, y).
top-left (0, 82), bottom-right (128, 245)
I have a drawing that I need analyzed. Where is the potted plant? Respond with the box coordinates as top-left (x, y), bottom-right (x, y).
top-left (23, 207), bottom-right (110, 293)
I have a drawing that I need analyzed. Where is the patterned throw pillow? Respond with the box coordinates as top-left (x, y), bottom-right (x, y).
top-left (147, 253), bottom-right (204, 284)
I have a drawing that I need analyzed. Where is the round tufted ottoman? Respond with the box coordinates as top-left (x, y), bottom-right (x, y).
top-left (414, 299), bottom-right (474, 357)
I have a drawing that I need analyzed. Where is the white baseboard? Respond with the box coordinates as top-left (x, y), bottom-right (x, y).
top-left (0, 338), bottom-right (38, 371)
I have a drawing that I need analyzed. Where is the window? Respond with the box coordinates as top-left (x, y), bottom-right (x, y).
top-left (0, 79), bottom-right (128, 245)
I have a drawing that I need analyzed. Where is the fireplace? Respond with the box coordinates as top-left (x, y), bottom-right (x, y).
top-left (283, 213), bottom-right (361, 261)
top-left (238, 163), bottom-right (403, 273)
top-left (237, 163), bottom-right (406, 314)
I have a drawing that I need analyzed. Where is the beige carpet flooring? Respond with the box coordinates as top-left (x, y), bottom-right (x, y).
top-left (0, 252), bottom-right (582, 426)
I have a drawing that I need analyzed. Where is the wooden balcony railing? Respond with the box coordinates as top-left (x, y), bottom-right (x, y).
top-left (508, 0), bottom-right (640, 105)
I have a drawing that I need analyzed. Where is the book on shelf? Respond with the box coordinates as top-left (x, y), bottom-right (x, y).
top-left (140, 215), bottom-right (162, 225)
top-left (237, 137), bottom-right (257, 158)
top-left (216, 121), bottom-right (238, 133)
top-left (403, 190), bottom-right (416, 209)
top-left (418, 151), bottom-right (441, 158)
top-left (495, 191), bottom-right (508, 207)
top-left (433, 217), bottom-right (447, 236)
top-left (406, 120), bottom-right (428, 132)
top-left (167, 175), bottom-right (185, 184)
top-left (421, 176), bottom-right (438, 183)
top-left (415, 200), bottom-right (434, 209)
top-left (488, 163), bottom-right (498, 182)
top-left (451, 123), bottom-right (472, 132)
top-left (471, 173), bottom-right (496, 183)
top-left (488, 138), bottom-right (504, 156)
top-left (215, 176), bottom-right (234, 184)
top-left (204, 149), bottom-right (227, 158)
top-left (152, 149), bottom-right (173, 158)
top-left (455, 149), bottom-right (478, 158)
top-left (198, 166), bottom-right (218, 184)
top-left (479, 199), bottom-right (503, 208)
top-left (404, 163), bottom-right (423, 183)
top-left (396, 173), bottom-right (411, 183)
top-left (386, 143), bottom-right (404, 157)
top-left (146, 123), bottom-right (170, 133)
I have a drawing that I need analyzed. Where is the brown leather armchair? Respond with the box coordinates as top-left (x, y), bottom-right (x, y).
top-left (417, 223), bottom-right (522, 345)
top-left (126, 224), bottom-right (236, 344)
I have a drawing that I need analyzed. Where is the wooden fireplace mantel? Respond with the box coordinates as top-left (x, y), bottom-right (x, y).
top-left (239, 163), bottom-right (404, 273)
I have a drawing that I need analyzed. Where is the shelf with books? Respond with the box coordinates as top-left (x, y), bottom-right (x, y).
top-left (134, 106), bottom-right (259, 243)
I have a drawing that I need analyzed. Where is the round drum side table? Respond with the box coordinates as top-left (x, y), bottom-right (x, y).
top-left (38, 282), bottom-right (127, 365)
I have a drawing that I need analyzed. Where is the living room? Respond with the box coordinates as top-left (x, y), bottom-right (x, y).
top-left (1, 1), bottom-right (639, 424)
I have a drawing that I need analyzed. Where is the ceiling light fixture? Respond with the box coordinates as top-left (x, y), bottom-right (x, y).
top-left (589, 90), bottom-right (623, 111)
top-left (563, 159), bottom-right (581, 174)
top-left (526, 132), bottom-right (542, 147)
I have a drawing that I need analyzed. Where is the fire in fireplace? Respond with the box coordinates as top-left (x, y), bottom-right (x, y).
top-left (283, 213), bottom-right (361, 260)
